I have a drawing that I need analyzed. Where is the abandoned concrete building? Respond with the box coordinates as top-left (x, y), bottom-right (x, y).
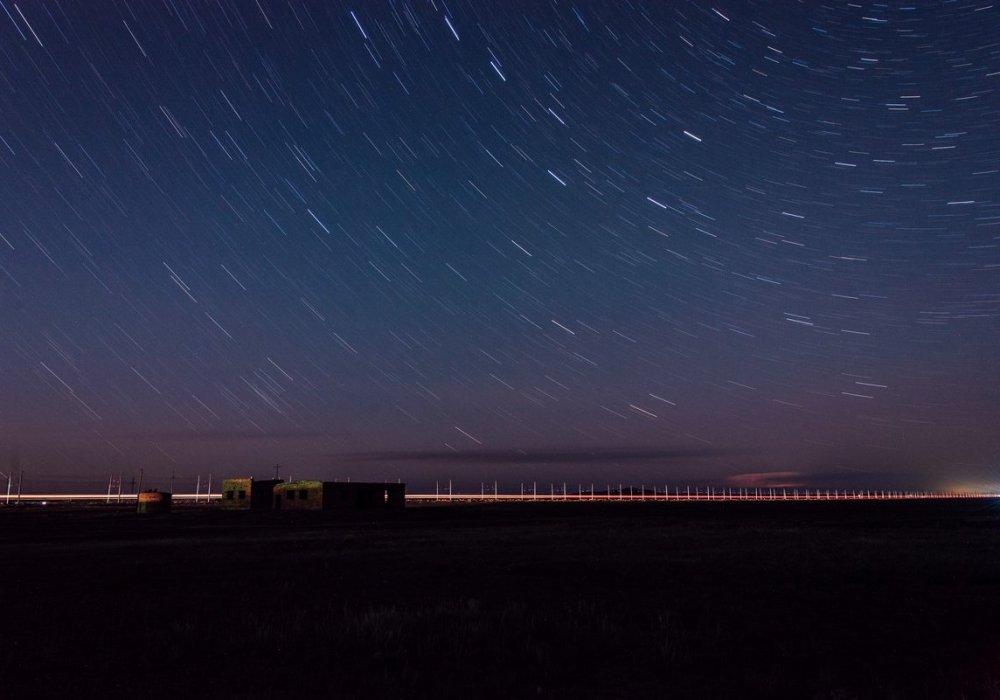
top-left (220, 477), bottom-right (284, 510)
top-left (272, 480), bottom-right (405, 510)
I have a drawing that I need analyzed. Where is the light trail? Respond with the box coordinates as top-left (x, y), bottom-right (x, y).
top-left (405, 490), bottom-right (998, 503)
top-left (2, 491), bottom-right (995, 505)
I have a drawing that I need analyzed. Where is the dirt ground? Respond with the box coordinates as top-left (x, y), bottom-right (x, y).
top-left (1, 498), bottom-right (999, 699)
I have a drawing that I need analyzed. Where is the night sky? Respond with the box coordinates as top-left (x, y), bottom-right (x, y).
top-left (1, 1), bottom-right (998, 493)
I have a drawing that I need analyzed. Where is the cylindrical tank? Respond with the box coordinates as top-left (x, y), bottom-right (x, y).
top-left (137, 490), bottom-right (172, 514)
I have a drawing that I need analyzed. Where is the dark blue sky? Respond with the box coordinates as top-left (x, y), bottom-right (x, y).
top-left (1, 1), bottom-right (997, 492)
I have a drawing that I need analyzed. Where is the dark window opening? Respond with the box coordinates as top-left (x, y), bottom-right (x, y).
top-left (238, 490), bottom-right (246, 499)
top-left (299, 489), bottom-right (308, 499)
top-left (225, 490), bottom-right (234, 500)
top-left (286, 490), bottom-right (295, 500)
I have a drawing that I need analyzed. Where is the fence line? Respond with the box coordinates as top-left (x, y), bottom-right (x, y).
top-left (2, 488), bottom-right (996, 504)
top-left (407, 488), bottom-right (997, 503)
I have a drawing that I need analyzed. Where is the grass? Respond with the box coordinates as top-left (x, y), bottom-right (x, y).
top-left (0, 499), bottom-right (999, 698)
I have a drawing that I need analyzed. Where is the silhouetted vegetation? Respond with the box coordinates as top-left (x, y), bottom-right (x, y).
top-left (1, 500), bottom-right (999, 698)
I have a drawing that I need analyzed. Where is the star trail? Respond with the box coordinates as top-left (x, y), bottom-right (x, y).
top-left (0, 1), bottom-right (997, 491)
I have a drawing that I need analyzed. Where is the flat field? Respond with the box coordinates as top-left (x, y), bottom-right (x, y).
top-left (1, 499), bottom-right (999, 699)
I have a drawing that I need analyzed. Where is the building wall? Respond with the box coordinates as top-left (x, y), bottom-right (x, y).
top-left (385, 484), bottom-right (406, 508)
top-left (221, 478), bottom-right (253, 510)
top-left (273, 481), bottom-right (324, 510)
top-left (222, 478), bottom-right (284, 510)
top-left (324, 482), bottom-right (406, 509)
top-left (250, 480), bottom-right (283, 510)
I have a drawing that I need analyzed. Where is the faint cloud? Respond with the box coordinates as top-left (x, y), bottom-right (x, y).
top-left (102, 430), bottom-right (333, 442)
top-left (726, 471), bottom-right (805, 489)
top-left (342, 446), bottom-right (738, 465)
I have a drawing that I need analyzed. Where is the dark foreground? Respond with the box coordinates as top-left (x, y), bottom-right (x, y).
top-left (1, 499), bottom-right (999, 699)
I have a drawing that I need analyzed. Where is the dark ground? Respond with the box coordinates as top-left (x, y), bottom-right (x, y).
top-left (1, 499), bottom-right (999, 699)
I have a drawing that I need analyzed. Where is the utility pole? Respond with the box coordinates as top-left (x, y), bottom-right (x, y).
top-left (3, 451), bottom-right (18, 506)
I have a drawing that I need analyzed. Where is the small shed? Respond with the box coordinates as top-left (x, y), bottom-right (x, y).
top-left (221, 477), bottom-right (283, 510)
top-left (137, 490), bottom-right (171, 514)
top-left (273, 481), bottom-right (405, 510)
